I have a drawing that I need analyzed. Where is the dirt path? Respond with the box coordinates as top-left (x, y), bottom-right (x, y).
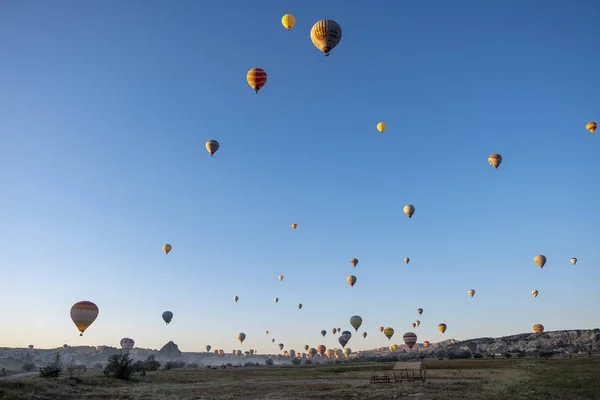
top-left (0, 371), bottom-right (38, 380)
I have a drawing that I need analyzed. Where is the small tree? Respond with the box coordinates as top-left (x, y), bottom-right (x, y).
top-left (473, 353), bottom-right (483, 359)
top-left (504, 353), bottom-right (512, 358)
top-left (40, 353), bottom-right (63, 378)
top-left (144, 355), bottom-right (161, 371)
top-left (304, 359), bottom-right (312, 365)
top-left (187, 362), bottom-right (199, 370)
top-left (265, 358), bottom-right (274, 366)
top-left (291, 358), bottom-right (301, 365)
top-left (103, 353), bottom-right (136, 380)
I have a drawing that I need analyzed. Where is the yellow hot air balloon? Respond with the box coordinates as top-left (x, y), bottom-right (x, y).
top-left (297, 303), bottom-right (302, 310)
top-left (237, 333), bottom-right (246, 343)
top-left (377, 122), bottom-right (386, 133)
top-left (205, 140), bottom-right (220, 157)
top-left (162, 244), bottom-right (172, 254)
top-left (534, 255), bottom-right (547, 269)
top-left (278, 275), bottom-right (284, 281)
top-left (310, 19), bottom-right (342, 57)
top-left (423, 341), bottom-right (430, 348)
top-left (389, 344), bottom-right (398, 352)
top-left (274, 297), bottom-right (279, 303)
top-left (404, 257), bottom-right (410, 264)
top-left (586, 121), bottom-right (597, 133)
top-left (488, 153), bottom-right (502, 169)
top-left (233, 296), bottom-right (239, 303)
top-left (350, 257), bottom-right (358, 267)
top-left (533, 324), bottom-right (544, 333)
top-left (70, 301), bottom-right (99, 336)
top-left (383, 327), bottom-right (394, 340)
top-left (379, 326), bottom-right (384, 333)
top-left (291, 223), bottom-right (298, 230)
top-left (438, 323), bottom-right (447, 334)
top-left (532, 290), bottom-right (538, 298)
top-left (246, 68), bottom-right (267, 94)
top-left (570, 258), bottom-right (577, 265)
top-left (415, 320), bottom-right (420, 327)
top-left (347, 275), bottom-right (357, 287)
top-left (350, 315), bottom-right (363, 331)
top-left (404, 204), bottom-right (415, 219)
top-left (468, 289), bottom-right (475, 297)
top-left (417, 308), bottom-right (423, 315)
top-left (281, 14), bottom-right (296, 31)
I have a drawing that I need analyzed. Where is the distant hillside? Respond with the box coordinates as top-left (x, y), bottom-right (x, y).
top-left (1, 329), bottom-right (598, 372)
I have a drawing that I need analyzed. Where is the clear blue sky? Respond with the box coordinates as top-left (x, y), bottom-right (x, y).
top-left (0, 0), bottom-right (599, 354)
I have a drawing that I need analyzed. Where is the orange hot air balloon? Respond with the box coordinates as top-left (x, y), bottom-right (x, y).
top-left (438, 323), bottom-right (447, 334)
top-left (533, 324), bottom-right (544, 333)
top-left (291, 223), bottom-right (298, 230)
top-left (247, 68), bottom-right (267, 94)
top-left (586, 121), bottom-right (597, 133)
top-left (423, 341), bottom-right (430, 348)
top-left (347, 275), bottom-right (357, 287)
top-left (70, 301), bottom-right (99, 336)
top-left (317, 345), bottom-right (326, 356)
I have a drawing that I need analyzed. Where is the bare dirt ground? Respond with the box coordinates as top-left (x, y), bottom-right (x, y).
top-left (0, 356), bottom-right (598, 399)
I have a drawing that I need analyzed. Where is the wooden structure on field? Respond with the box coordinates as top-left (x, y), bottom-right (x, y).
top-left (391, 361), bottom-right (426, 382)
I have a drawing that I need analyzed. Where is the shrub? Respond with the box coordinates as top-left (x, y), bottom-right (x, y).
top-left (39, 353), bottom-right (63, 378)
top-left (164, 361), bottom-right (185, 370)
top-left (291, 358), bottom-right (301, 365)
top-left (22, 362), bottom-right (36, 372)
top-left (473, 353), bottom-right (483, 359)
top-left (187, 363), bottom-right (199, 370)
top-left (103, 353), bottom-right (136, 380)
top-left (265, 358), bottom-right (274, 366)
top-left (93, 363), bottom-right (103, 369)
top-left (144, 355), bottom-right (161, 371)
top-left (504, 353), bottom-right (512, 358)
top-left (334, 359), bottom-right (341, 364)
top-left (304, 359), bottom-right (312, 365)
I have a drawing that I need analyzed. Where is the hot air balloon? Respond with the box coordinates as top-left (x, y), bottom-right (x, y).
top-left (383, 327), bottom-right (394, 340)
top-left (278, 275), bottom-right (284, 281)
top-left (162, 244), bottom-right (172, 254)
top-left (412, 322), bottom-right (416, 328)
top-left (337, 328), bottom-right (341, 333)
top-left (532, 290), bottom-right (539, 298)
top-left (404, 205), bottom-right (415, 218)
top-left (468, 289), bottom-right (475, 297)
top-left (350, 315), bottom-right (363, 331)
top-left (389, 344), bottom-right (398, 352)
top-left (265, 330), bottom-right (269, 335)
top-left (70, 301), bottom-right (99, 336)
top-left (326, 348), bottom-right (334, 358)
top-left (292, 223), bottom-right (298, 230)
top-left (534, 255), bottom-right (547, 269)
top-left (423, 341), bottom-right (430, 348)
top-left (404, 257), bottom-right (410, 264)
top-left (417, 308), bottom-right (423, 315)
top-left (278, 343), bottom-right (284, 351)
top-left (379, 326), bottom-right (384, 332)
top-left (304, 344), bottom-right (309, 351)
top-left (341, 331), bottom-right (352, 342)
top-left (233, 296), bottom-right (239, 303)
top-left (206, 345), bottom-right (211, 352)
top-left (338, 336), bottom-right (348, 348)
top-left (438, 323), bottom-right (447, 334)
top-left (310, 19), bottom-right (342, 57)
top-left (237, 333), bottom-right (246, 344)
top-left (377, 122), bottom-right (386, 133)
top-left (415, 320), bottom-right (420, 327)
top-left (63, 344), bottom-right (68, 350)
top-left (28, 345), bottom-right (34, 350)
top-left (533, 324), bottom-right (544, 333)
top-left (297, 303), bottom-right (303, 310)
top-left (274, 297), bottom-right (279, 303)
top-left (309, 348), bottom-right (317, 357)
top-left (205, 140), bottom-right (220, 157)
top-left (586, 121), bottom-right (597, 133)
top-left (570, 258), bottom-right (577, 265)
top-left (272, 338), bottom-right (275, 343)
top-left (120, 338), bottom-right (134, 350)
top-left (317, 345), bottom-right (326, 356)
top-left (450, 339), bottom-right (456, 345)
top-left (403, 332), bottom-right (417, 350)
top-left (331, 328), bottom-right (337, 335)
top-left (350, 257), bottom-right (358, 267)
top-left (347, 275), bottom-right (357, 287)
top-left (321, 330), bottom-right (327, 337)
top-left (281, 14), bottom-right (296, 31)
top-left (488, 154), bottom-right (502, 169)
top-left (246, 68), bottom-right (267, 94)
top-left (362, 332), bottom-right (367, 338)
top-left (343, 348), bottom-right (351, 358)
top-left (287, 349), bottom-right (294, 358)
top-left (162, 311), bottom-right (173, 325)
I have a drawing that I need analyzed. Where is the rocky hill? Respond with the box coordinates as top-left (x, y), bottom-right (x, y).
top-left (1, 329), bottom-right (597, 372)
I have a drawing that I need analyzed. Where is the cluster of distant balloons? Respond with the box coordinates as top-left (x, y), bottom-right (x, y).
top-left (67, 13), bottom-right (596, 355)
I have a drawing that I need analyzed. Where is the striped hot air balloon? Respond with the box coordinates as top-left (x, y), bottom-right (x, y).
top-left (533, 324), bottom-right (544, 333)
top-left (310, 20), bottom-right (342, 57)
top-left (70, 301), bottom-right (99, 336)
top-left (403, 332), bottom-right (418, 350)
top-left (246, 68), bottom-right (267, 94)
top-left (120, 338), bottom-right (134, 350)
top-left (317, 345), bottom-right (326, 356)
top-left (423, 341), bottom-right (430, 348)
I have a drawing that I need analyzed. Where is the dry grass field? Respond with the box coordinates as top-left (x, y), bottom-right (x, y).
top-left (0, 356), bottom-right (598, 399)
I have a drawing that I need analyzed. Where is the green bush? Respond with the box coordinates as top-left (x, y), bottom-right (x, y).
top-left (187, 363), bottom-right (199, 369)
top-left (103, 353), bottom-right (136, 380)
top-left (473, 353), bottom-right (483, 359)
top-left (22, 362), bottom-right (36, 372)
top-left (304, 359), bottom-right (312, 365)
top-left (291, 358), bottom-right (301, 365)
top-left (39, 353), bottom-right (63, 378)
top-left (265, 358), bottom-right (274, 366)
top-left (504, 353), bottom-right (512, 358)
